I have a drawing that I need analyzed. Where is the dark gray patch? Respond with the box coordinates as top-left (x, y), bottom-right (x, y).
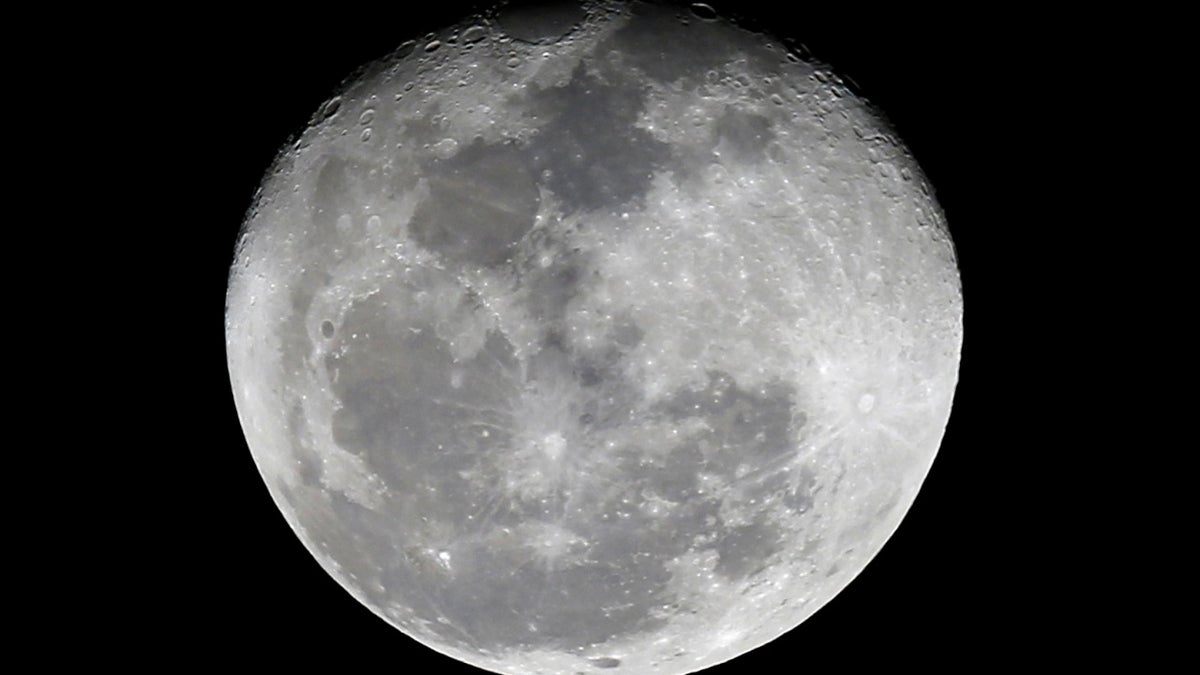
top-left (274, 479), bottom-right (489, 653)
top-left (660, 370), bottom-right (736, 418)
top-left (397, 106), bottom-right (445, 149)
top-left (320, 320), bottom-right (335, 338)
top-left (311, 156), bottom-right (365, 233)
top-left (609, 444), bottom-right (722, 557)
top-left (331, 371), bottom-right (446, 475)
top-left (577, 362), bottom-right (603, 387)
top-left (408, 139), bottom-right (539, 267)
top-left (714, 108), bottom-right (775, 162)
top-left (511, 312), bottom-right (643, 431)
top-left (646, 443), bottom-right (703, 502)
top-left (286, 402), bottom-right (322, 485)
top-left (659, 372), bottom-right (798, 477)
top-left (784, 466), bottom-right (819, 514)
top-left (873, 488), bottom-right (902, 519)
top-left (322, 286), bottom-right (518, 513)
top-left (324, 489), bottom-right (405, 553)
top-left (526, 335), bottom-right (573, 384)
top-left (275, 265), bottom-right (335, 405)
top-left (794, 410), bottom-right (808, 428)
top-left (740, 469), bottom-right (790, 505)
top-left (522, 247), bottom-right (587, 322)
top-left (596, 3), bottom-right (738, 85)
top-left (609, 315), bottom-right (644, 348)
top-left (496, 0), bottom-right (585, 43)
top-left (723, 381), bottom-right (796, 463)
top-left (279, 485), bottom-right (402, 604)
top-left (576, 366), bottom-right (643, 432)
top-left (527, 64), bottom-right (670, 213)
top-left (426, 543), bottom-right (671, 651)
top-left (458, 329), bottom-right (523, 402)
top-left (661, 492), bottom-right (724, 555)
top-left (590, 488), bottom-right (705, 565)
top-left (570, 342), bottom-right (627, 391)
top-left (661, 143), bottom-right (720, 188)
top-left (714, 520), bottom-right (784, 579)
top-left (310, 153), bottom-right (417, 250)
top-left (590, 657), bottom-right (621, 669)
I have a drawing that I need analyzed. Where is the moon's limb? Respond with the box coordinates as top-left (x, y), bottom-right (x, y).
top-left (226, 2), bottom-right (962, 674)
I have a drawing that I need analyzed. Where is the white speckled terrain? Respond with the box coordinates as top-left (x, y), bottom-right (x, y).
top-left (225, 2), bottom-right (962, 673)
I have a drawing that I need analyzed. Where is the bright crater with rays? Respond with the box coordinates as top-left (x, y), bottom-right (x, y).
top-left (225, 2), bottom-right (963, 674)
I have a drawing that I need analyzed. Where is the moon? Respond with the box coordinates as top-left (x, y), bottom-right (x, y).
top-left (225, 1), bottom-right (963, 673)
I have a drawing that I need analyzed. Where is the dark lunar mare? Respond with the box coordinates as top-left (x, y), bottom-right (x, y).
top-left (299, 278), bottom-right (809, 653)
top-left (525, 62), bottom-right (672, 215)
top-left (409, 139), bottom-right (542, 267)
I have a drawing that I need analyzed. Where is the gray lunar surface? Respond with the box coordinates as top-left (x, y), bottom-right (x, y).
top-left (225, 2), bottom-right (963, 673)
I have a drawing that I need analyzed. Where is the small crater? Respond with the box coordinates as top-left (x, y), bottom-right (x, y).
top-left (590, 657), bottom-right (621, 669)
top-left (319, 96), bottom-right (341, 121)
top-left (857, 393), bottom-right (876, 413)
top-left (690, 3), bottom-right (718, 21)
top-left (395, 40), bottom-right (417, 58)
top-left (321, 320), bottom-right (335, 339)
top-left (462, 25), bottom-right (487, 44)
top-left (432, 137), bottom-right (459, 160)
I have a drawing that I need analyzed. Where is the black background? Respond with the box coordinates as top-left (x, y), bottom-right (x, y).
top-left (161, 0), bottom-right (1049, 670)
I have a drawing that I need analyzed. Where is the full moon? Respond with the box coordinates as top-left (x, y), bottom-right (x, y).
top-left (225, 2), bottom-right (963, 673)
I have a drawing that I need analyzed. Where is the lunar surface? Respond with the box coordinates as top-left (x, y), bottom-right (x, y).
top-left (225, 2), bottom-right (962, 673)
